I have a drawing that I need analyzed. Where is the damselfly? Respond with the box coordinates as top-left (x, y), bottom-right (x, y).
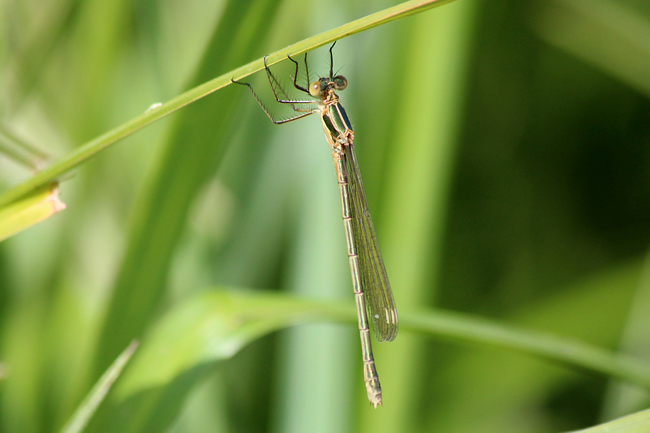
top-left (233, 42), bottom-right (398, 408)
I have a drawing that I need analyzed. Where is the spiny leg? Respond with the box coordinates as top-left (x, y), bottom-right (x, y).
top-left (287, 53), bottom-right (310, 95)
top-left (303, 53), bottom-right (311, 90)
top-left (262, 56), bottom-right (313, 107)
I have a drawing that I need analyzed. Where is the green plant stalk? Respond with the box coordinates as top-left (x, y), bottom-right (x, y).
top-left (0, 0), bottom-right (458, 209)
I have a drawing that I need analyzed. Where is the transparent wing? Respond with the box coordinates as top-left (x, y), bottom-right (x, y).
top-left (345, 144), bottom-right (398, 342)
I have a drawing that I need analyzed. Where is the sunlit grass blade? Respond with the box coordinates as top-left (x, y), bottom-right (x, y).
top-left (0, 182), bottom-right (65, 242)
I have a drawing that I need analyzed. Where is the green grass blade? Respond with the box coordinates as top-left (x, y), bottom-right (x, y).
top-left (0, 0), bottom-right (458, 209)
top-left (60, 341), bottom-right (138, 433)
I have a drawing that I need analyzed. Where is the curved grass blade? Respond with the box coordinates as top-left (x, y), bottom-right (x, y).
top-left (114, 288), bottom-right (650, 400)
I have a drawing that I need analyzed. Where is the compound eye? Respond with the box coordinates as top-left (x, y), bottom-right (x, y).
top-left (309, 80), bottom-right (321, 97)
top-left (333, 75), bottom-right (347, 90)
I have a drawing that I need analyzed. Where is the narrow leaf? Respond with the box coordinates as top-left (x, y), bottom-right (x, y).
top-left (0, 0), bottom-right (458, 208)
top-left (60, 341), bottom-right (139, 433)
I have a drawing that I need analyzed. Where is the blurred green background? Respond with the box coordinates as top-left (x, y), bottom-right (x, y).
top-left (2, 0), bottom-right (650, 432)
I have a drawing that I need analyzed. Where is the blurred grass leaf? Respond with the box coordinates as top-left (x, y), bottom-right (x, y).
top-left (532, 0), bottom-right (650, 96)
top-left (114, 289), bottom-right (350, 398)
top-left (0, 124), bottom-right (51, 171)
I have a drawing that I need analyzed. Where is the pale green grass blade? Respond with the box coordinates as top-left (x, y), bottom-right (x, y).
top-left (270, 107), bottom-right (354, 430)
top-left (0, 0), bottom-right (459, 209)
top-left (0, 183), bottom-right (65, 242)
top-left (60, 341), bottom-right (138, 433)
top-left (602, 254), bottom-right (650, 419)
top-left (113, 290), bottom-right (350, 398)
